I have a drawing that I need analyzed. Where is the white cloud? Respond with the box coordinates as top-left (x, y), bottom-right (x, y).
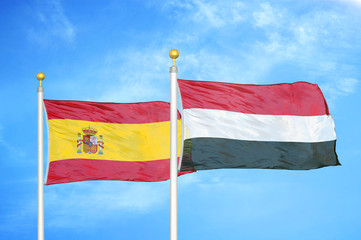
top-left (56, 1), bottom-right (360, 108)
top-left (320, 77), bottom-right (359, 108)
top-left (164, 0), bottom-right (360, 95)
top-left (164, 0), bottom-right (246, 28)
top-left (253, 2), bottom-right (283, 28)
top-left (192, 0), bottom-right (245, 27)
top-left (0, 178), bottom-right (162, 233)
top-left (27, 0), bottom-right (75, 45)
top-left (293, 26), bottom-right (316, 45)
top-left (337, 78), bottom-right (358, 93)
top-left (45, 181), bottom-right (169, 228)
top-left (246, 2), bottom-right (361, 89)
top-left (180, 50), bottom-right (250, 83)
top-left (178, 171), bottom-right (301, 226)
top-left (95, 48), bottom-right (171, 103)
top-left (332, 0), bottom-right (361, 7)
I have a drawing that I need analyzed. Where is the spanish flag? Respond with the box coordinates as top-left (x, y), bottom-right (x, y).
top-left (44, 100), bottom-right (182, 185)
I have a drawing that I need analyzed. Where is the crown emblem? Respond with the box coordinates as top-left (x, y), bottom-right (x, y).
top-left (82, 126), bottom-right (97, 136)
top-left (77, 126), bottom-right (104, 155)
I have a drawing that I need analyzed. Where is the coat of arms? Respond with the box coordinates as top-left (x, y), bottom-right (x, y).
top-left (77, 126), bottom-right (104, 154)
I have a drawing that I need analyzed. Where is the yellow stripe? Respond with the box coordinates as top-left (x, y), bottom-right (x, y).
top-left (48, 119), bottom-right (182, 162)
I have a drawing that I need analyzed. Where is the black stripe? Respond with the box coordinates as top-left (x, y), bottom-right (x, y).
top-left (180, 138), bottom-right (339, 172)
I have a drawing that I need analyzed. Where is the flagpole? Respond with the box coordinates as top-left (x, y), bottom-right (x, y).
top-left (169, 49), bottom-right (179, 240)
top-left (37, 72), bottom-right (45, 240)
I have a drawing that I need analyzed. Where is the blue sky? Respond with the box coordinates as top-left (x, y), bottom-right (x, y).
top-left (1, 0), bottom-right (361, 239)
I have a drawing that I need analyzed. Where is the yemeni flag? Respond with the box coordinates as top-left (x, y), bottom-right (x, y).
top-left (178, 79), bottom-right (340, 172)
top-left (44, 100), bottom-right (187, 185)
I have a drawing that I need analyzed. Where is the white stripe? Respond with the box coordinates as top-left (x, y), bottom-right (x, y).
top-left (183, 109), bottom-right (336, 142)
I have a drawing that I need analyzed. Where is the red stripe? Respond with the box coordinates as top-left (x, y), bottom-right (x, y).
top-left (178, 79), bottom-right (329, 116)
top-left (44, 100), bottom-right (181, 123)
top-left (46, 159), bottom-right (193, 185)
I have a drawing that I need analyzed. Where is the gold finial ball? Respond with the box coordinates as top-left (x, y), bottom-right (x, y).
top-left (169, 49), bottom-right (179, 60)
top-left (36, 72), bottom-right (45, 81)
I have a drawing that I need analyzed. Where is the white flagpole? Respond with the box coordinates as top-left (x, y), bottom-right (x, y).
top-left (37, 72), bottom-right (45, 240)
top-left (169, 49), bottom-right (179, 240)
